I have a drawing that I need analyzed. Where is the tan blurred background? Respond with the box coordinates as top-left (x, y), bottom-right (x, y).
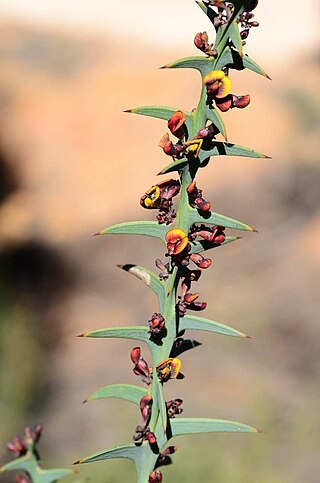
top-left (0, 1), bottom-right (319, 482)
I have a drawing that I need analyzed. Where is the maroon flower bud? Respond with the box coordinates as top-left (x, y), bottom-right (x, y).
top-left (240, 29), bottom-right (249, 40)
top-left (16, 476), bottom-right (29, 483)
top-left (166, 399), bottom-right (183, 418)
top-left (194, 31), bottom-right (208, 51)
top-left (130, 347), bottom-right (141, 364)
top-left (195, 198), bottom-right (211, 212)
top-left (148, 313), bottom-right (165, 337)
top-left (133, 425), bottom-right (145, 442)
top-left (168, 111), bottom-right (186, 140)
top-left (146, 431), bottom-right (157, 445)
top-left (140, 395), bottom-right (153, 426)
top-left (131, 347), bottom-right (152, 385)
top-left (190, 253), bottom-right (212, 269)
top-left (149, 470), bottom-right (163, 483)
top-left (31, 424), bottom-right (43, 443)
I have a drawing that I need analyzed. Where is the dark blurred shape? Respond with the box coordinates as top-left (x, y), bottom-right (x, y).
top-left (0, 240), bottom-right (75, 346)
top-left (0, 145), bottom-right (19, 205)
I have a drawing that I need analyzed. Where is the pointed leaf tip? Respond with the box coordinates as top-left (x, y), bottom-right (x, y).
top-left (74, 460), bottom-right (81, 465)
top-left (123, 109), bottom-right (132, 113)
top-left (246, 334), bottom-right (254, 339)
top-left (92, 231), bottom-right (100, 236)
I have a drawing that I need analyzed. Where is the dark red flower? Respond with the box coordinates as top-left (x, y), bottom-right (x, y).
top-left (166, 399), bottom-right (183, 418)
top-left (130, 347), bottom-right (152, 386)
top-left (168, 110), bottom-right (186, 140)
top-left (149, 470), bottom-right (163, 483)
top-left (148, 313), bottom-right (165, 337)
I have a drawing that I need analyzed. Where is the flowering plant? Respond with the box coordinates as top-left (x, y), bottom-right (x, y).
top-left (76, 1), bottom-right (269, 481)
top-left (1, 1), bottom-right (270, 482)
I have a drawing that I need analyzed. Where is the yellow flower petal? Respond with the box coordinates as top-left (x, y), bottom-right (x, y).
top-left (216, 76), bottom-right (232, 98)
top-left (203, 69), bottom-right (225, 86)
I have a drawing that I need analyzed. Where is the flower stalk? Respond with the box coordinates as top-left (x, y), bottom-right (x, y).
top-left (77, 1), bottom-right (269, 482)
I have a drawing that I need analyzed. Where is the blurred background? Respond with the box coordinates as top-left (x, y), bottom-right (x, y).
top-left (0, 1), bottom-right (319, 482)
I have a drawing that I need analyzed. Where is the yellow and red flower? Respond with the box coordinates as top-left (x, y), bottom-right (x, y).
top-left (204, 70), bottom-right (232, 99)
top-left (155, 357), bottom-right (182, 382)
top-left (165, 228), bottom-right (188, 255)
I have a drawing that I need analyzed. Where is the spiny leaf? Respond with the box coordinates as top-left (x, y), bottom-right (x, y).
top-left (85, 383), bottom-right (147, 406)
top-left (243, 54), bottom-right (271, 79)
top-left (189, 236), bottom-right (240, 254)
top-left (127, 106), bottom-right (193, 132)
top-left (189, 207), bottom-right (256, 232)
top-left (97, 221), bottom-right (167, 243)
top-left (161, 56), bottom-right (214, 77)
top-left (80, 326), bottom-right (149, 343)
top-left (118, 264), bottom-right (165, 311)
top-left (198, 141), bottom-right (269, 163)
top-left (39, 468), bottom-right (74, 483)
top-left (76, 444), bottom-right (140, 465)
top-left (180, 315), bottom-right (248, 338)
top-left (0, 457), bottom-right (29, 474)
top-left (170, 418), bottom-right (260, 437)
top-left (159, 157), bottom-right (189, 175)
top-left (216, 47), bottom-right (270, 78)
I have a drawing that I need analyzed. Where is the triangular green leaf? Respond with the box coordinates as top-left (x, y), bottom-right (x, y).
top-left (159, 157), bottom-right (189, 175)
top-left (98, 221), bottom-right (167, 243)
top-left (170, 417), bottom-right (259, 437)
top-left (162, 56), bottom-right (214, 77)
top-left (38, 468), bottom-right (74, 483)
top-left (180, 315), bottom-right (247, 338)
top-left (127, 106), bottom-right (193, 133)
top-left (189, 207), bottom-right (255, 232)
top-left (198, 141), bottom-right (268, 163)
top-left (76, 444), bottom-right (140, 465)
top-left (118, 264), bottom-right (165, 311)
top-left (189, 236), bottom-right (240, 254)
top-left (81, 326), bottom-right (149, 343)
top-left (216, 47), bottom-right (269, 78)
top-left (85, 383), bottom-right (147, 406)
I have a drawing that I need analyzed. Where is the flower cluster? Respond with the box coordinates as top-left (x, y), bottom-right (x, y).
top-left (204, 70), bottom-right (250, 112)
top-left (131, 347), bottom-right (152, 386)
top-left (148, 312), bottom-right (166, 338)
top-left (133, 396), bottom-right (156, 445)
top-left (7, 424), bottom-right (43, 460)
top-left (194, 31), bottom-right (217, 57)
top-left (140, 179), bottom-right (180, 224)
top-left (187, 181), bottom-right (211, 212)
top-left (159, 110), bottom-right (204, 160)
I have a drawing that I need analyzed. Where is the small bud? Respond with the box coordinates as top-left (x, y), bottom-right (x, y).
top-left (194, 31), bottom-right (209, 52)
top-left (130, 347), bottom-right (141, 364)
top-left (168, 110), bottom-right (186, 140)
top-left (149, 470), bottom-right (163, 483)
